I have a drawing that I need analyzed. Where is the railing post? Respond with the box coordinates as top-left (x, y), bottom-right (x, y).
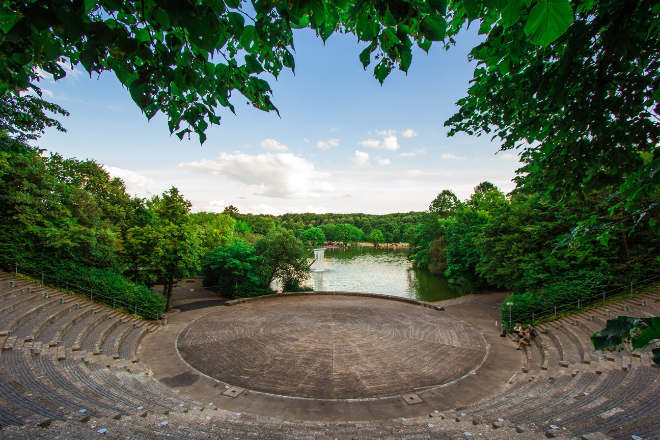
top-left (15, 262), bottom-right (17, 275)
top-left (554, 306), bottom-right (557, 318)
top-left (532, 311), bottom-right (535, 323)
top-left (602, 291), bottom-right (605, 305)
top-left (41, 272), bottom-right (44, 286)
top-left (113, 298), bottom-right (116, 309)
top-left (90, 289), bottom-right (93, 301)
top-left (134, 305), bottom-right (137, 315)
top-left (578, 298), bottom-right (580, 309)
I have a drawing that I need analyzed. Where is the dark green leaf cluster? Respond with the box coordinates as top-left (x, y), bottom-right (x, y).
top-left (592, 317), bottom-right (660, 365)
top-left (445, 0), bottom-right (660, 230)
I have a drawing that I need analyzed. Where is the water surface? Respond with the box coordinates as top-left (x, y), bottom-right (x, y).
top-left (306, 247), bottom-right (461, 302)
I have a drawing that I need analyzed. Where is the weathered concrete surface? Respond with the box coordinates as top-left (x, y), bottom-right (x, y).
top-left (140, 280), bottom-right (519, 421)
top-left (177, 295), bottom-right (486, 399)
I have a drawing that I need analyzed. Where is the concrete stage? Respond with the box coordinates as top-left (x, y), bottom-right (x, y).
top-left (140, 283), bottom-right (519, 421)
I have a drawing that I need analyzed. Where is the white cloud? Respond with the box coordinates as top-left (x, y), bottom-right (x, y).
top-left (260, 138), bottom-right (288, 151)
top-left (352, 150), bottom-right (370, 166)
top-left (316, 138), bottom-right (340, 150)
top-left (358, 135), bottom-right (399, 151)
top-left (375, 129), bottom-right (397, 136)
top-left (179, 152), bottom-right (332, 198)
top-left (401, 128), bottom-right (417, 138)
top-left (405, 169), bottom-right (425, 177)
top-left (498, 152), bottom-right (518, 160)
top-left (440, 153), bottom-right (465, 160)
top-left (104, 166), bottom-right (159, 197)
top-left (376, 157), bottom-right (391, 166)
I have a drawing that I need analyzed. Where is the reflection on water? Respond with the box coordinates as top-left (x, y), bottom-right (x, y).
top-left (306, 247), bottom-right (462, 302)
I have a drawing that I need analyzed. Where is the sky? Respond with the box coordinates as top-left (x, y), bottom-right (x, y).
top-left (36, 26), bottom-right (521, 215)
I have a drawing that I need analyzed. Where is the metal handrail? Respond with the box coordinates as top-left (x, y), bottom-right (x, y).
top-left (9, 262), bottom-right (163, 320)
top-left (503, 273), bottom-right (660, 328)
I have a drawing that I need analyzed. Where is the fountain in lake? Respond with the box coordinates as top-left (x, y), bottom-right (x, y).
top-left (311, 248), bottom-right (326, 272)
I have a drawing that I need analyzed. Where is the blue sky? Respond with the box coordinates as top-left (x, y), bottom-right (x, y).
top-left (37, 26), bottom-right (520, 214)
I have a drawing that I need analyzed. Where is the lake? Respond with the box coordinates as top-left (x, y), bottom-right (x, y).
top-left (305, 247), bottom-right (462, 302)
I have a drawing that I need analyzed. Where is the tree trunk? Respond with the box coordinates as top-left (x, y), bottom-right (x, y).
top-left (164, 277), bottom-right (173, 311)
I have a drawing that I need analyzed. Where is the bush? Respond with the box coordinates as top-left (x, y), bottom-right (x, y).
top-left (9, 259), bottom-right (166, 319)
top-left (500, 269), bottom-right (613, 327)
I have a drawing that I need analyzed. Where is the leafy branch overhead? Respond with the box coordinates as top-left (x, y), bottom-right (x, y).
top-left (1, 0), bottom-right (575, 143)
top-left (592, 316), bottom-right (660, 366)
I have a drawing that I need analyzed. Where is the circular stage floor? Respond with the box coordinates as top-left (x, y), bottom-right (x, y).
top-left (177, 295), bottom-right (487, 400)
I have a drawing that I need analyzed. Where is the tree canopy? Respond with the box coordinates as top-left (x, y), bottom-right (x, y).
top-left (2, 0), bottom-right (582, 142)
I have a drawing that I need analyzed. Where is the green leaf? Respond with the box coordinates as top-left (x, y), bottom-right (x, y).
top-left (83, 0), bottom-right (97, 14)
top-left (244, 54), bottom-right (263, 74)
top-left (359, 46), bottom-right (372, 69)
top-left (421, 14), bottom-right (446, 41)
top-left (373, 60), bottom-right (392, 85)
top-left (357, 13), bottom-right (379, 41)
top-left (0, 10), bottom-right (21, 34)
top-left (399, 47), bottom-right (412, 72)
top-left (631, 317), bottom-right (660, 350)
top-left (591, 316), bottom-right (639, 351)
top-left (429, 0), bottom-right (448, 14)
top-left (418, 37), bottom-right (432, 53)
top-left (524, 0), bottom-right (574, 46)
top-left (501, 0), bottom-right (522, 28)
top-left (463, 0), bottom-right (482, 20)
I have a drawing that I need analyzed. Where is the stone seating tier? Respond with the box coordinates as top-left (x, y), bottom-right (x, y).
top-left (0, 271), bottom-right (657, 439)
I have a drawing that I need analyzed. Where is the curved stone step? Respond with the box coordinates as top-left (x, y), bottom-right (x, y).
top-left (31, 353), bottom-right (124, 416)
top-left (40, 306), bottom-right (93, 347)
top-left (50, 307), bottom-right (97, 348)
top-left (31, 302), bottom-right (81, 341)
top-left (0, 297), bottom-right (47, 333)
top-left (551, 322), bottom-right (585, 365)
top-left (111, 324), bottom-right (134, 360)
top-left (94, 318), bottom-right (124, 355)
top-left (1, 298), bottom-right (60, 338)
top-left (0, 352), bottom-right (64, 420)
top-left (77, 313), bottom-right (116, 352)
top-left (3, 348), bottom-right (89, 416)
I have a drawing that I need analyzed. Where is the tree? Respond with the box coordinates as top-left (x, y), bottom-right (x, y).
top-left (147, 187), bottom-right (202, 310)
top-left (335, 223), bottom-right (364, 245)
top-left (367, 229), bottom-right (384, 246)
top-left (202, 239), bottom-right (264, 298)
top-left (445, 0), bottom-right (659, 229)
top-left (0, 93), bottom-right (68, 141)
top-left (1, 0), bottom-right (580, 144)
top-left (467, 182), bottom-right (506, 212)
top-left (189, 212), bottom-right (235, 255)
top-left (254, 228), bottom-right (309, 288)
top-left (301, 227), bottom-right (325, 245)
top-left (429, 190), bottom-right (460, 217)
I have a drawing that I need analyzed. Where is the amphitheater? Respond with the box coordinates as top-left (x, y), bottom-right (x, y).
top-left (0, 271), bottom-right (658, 439)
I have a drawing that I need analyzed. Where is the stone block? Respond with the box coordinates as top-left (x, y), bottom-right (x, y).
top-left (491, 420), bottom-right (504, 429)
top-left (78, 414), bottom-right (90, 423)
top-left (515, 424), bottom-right (527, 433)
top-left (471, 416), bottom-right (484, 425)
top-left (111, 413), bottom-right (121, 420)
top-left (402, 393), bottom-right (423, 405)
top-left (559, 360), bottom-right (569, 368)
top-left (545, 430), bottom-right (559, 438)
top-left (222, 386), bottom-right (245, 398)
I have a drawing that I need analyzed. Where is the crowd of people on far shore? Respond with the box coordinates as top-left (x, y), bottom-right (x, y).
top-left (512, 322), bottom-right (537, 350)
